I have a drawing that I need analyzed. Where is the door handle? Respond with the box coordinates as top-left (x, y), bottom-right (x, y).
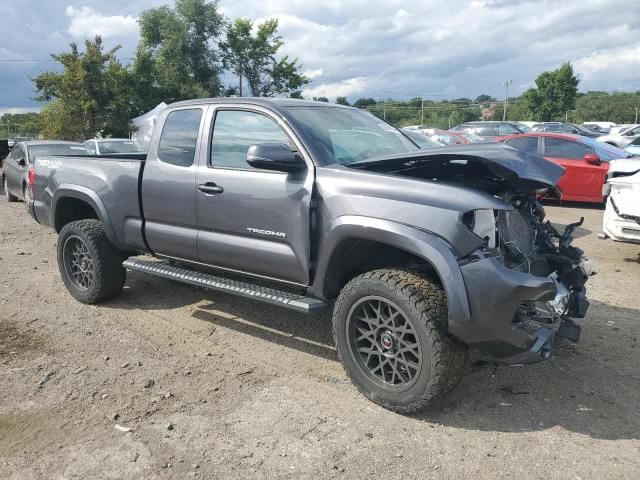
top-left (198, 182), bottom-right (224, 195)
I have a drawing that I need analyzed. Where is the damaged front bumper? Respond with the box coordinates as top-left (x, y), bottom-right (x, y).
top-left (453, 255), bottom-right (594, 364)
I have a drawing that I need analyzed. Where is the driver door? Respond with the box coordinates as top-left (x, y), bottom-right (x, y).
top-left (195, 106), bottom-right (314, 286)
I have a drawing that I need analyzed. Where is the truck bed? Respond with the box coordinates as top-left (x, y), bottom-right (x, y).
top-left (32, 154), bottom-right (146, 251)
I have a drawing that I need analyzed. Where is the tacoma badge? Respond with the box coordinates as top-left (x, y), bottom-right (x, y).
top-left (246, 227), bottom-right (286, 238)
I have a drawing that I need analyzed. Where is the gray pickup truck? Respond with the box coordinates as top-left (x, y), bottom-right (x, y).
top-left (28, 98), bottom-right (594, 413)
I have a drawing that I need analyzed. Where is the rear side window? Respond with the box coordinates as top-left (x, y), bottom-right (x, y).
top-left (158, 109), bottom-right (202, 166)
top-left (473, 125), bottom-right (498, 136)
top-left (498, 124), bottom-right (521, 135)
top-left (505, 136), bottom-right (538, 154)
top-left (544, 138), bottom-right (592, 160)
top-left (211, 110), bottom-right (290, 169)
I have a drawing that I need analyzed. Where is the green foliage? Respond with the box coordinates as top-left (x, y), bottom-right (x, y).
top-left (352, 98), bottom-right (377, 108)
top-left (475, 94), bottom-right (494, 103)
top-left (33, 36), bottom-right (133, 140)
top-left (360, 99), bottom-right (481, 129)
top-left (0, 112), bottom-right (41, 138)
top-left (135, 0), bottom-right (225, 108)
top-left (221, 18), bottom-right (308, 97)
top-left (312, 96), bottom-right (329, 102)
top-left (522, 62), bottom-right (579, 121)
top-left (335, 96), bottom-right (350, 106)
top-left (573, 91), bottom-right (640, 124)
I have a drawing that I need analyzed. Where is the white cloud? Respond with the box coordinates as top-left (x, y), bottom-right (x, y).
top-left (302, 68), bottom-right (324, 80)
top-left (302, 77), bottom-right (370, 100)
top-left (2, 0), bottom-right (640, 108)
top-left (65, 5), bottom-right (138, 39)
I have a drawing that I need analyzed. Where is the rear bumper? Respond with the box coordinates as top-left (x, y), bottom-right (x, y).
top-left (453, 256), bottom-right (589, 364)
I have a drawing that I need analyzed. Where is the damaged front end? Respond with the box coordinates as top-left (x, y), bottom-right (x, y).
top-left (348, 144), bottom-right (597, 363)
top-left (459, 199), bottom-right (597, 364)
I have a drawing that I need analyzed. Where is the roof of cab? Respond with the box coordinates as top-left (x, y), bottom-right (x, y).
top-left (168, 97), bottom-right (354, 112)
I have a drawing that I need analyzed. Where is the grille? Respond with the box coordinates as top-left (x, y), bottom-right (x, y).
top-left (498, 210), bottom-right (537, 261)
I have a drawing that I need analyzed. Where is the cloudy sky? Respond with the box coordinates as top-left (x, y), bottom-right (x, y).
top-left (1, 0), bottom-right (640, 114)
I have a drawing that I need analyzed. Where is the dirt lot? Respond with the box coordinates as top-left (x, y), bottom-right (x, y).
top-left (1, 197), bottom-right (639, 480)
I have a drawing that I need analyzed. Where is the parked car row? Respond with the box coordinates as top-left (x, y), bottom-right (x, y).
top-left (1, 138), bottom-right (143, 208)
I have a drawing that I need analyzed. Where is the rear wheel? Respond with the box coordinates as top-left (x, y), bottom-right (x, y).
top-left (57, 219), bottom-right (126, 304)
top-left (4, 177), bottom-right (18, 202)
top-left (332, 269), bottom-right (467, 413)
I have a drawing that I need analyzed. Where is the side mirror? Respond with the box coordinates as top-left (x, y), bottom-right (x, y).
top-left (246, 143), bottom-right (305, 173)
top-left (583, 153), bottom-right (601, 165)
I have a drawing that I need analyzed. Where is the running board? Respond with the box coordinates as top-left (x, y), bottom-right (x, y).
top-left (122, 258), bottom-right (328, 314)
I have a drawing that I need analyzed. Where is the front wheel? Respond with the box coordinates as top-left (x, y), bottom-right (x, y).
top-left (57, 219), bottom-right (126, 304)
top-left (332, 269), bottom-right (467, 413)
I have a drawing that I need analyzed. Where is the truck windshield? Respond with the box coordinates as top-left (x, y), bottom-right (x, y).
top-left (286, 106), bottom-right (417, 165)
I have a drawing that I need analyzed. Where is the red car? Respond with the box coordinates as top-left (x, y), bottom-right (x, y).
top-left (497, 133), bottom-right (633, 203)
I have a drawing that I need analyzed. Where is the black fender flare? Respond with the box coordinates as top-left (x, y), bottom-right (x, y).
top-left (51, 185), bottom-right (118, 246)
top-left (311, 215), bottom-right (471, 329)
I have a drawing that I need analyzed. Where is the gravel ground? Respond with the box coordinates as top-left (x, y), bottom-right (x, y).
top-left (1, 197), bottom-right (639, 480)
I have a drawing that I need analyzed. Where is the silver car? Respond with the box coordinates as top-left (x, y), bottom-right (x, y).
top-left (597, 124), bottom-right (640, 148)
top-left (2, 141), bottom-right (90, 205)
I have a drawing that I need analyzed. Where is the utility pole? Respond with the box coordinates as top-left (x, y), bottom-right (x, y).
top-left (502, 79), bottom-right (512, 121)
top-left (566, 110), bottom-right (568, 123)
top-left (635, 107), bottom-right (638, 124)
top-left (421, 99), bottom-right (424, 125)
top-left (238, 72), bottom-right (243, 97)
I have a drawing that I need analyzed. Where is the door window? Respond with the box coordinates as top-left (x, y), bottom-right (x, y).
top-left (158, 108), bottom-right (203, 167)
top-left (504, 136), bottom-right (538, 154)
top-left (210, 110), bottom-right (291, 169)
top-left (544, 138), bottom-right (592, 160)
top-left (497, 124), bottom-right (521, 135)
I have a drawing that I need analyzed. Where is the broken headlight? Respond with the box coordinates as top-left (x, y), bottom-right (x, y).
top-left (462, 209), bottom-right (497, 248)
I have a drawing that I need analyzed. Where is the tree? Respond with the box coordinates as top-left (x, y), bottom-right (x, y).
top-left (134, 0), bottom-right (225, 108)
top-left (221, 18), bottom-right (308, 97)
top-left (33, 36), bottom-right (133, 140)
top-left (312, 96), bottom-right (329, 102)
top-left (335, 96), bottom-right (349, 106)
top-left (522, 62), bottom-right (579, 121)
top-left (0, 112), bottom-right (41, 138)
top-left (353, 98), bottom-right (377, 108)
top-left (475, 94), bottom-right (494, 103)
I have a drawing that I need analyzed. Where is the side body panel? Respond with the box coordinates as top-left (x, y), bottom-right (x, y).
top-left (32, 156), bottom-right (144, 250)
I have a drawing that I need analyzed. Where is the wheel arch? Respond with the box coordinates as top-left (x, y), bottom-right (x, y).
top-left (311, 216), bottom-right (471, 327)
top-left (52, 186), bottom-right (117, 245)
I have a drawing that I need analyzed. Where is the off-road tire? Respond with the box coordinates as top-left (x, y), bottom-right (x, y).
top-left (4, 177), bottom-right (18, 202)
top-left (57, 219), bottom-right (126, 304)
top-left (332, 269), bottom-right (467, 413)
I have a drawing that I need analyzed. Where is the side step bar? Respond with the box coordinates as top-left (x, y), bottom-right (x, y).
top-left (122, 258), bottom-right (328, 314)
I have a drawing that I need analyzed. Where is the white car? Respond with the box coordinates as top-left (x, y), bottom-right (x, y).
top-left (83, 138), bottom-right (143, 155)
top-left (601, 159), bottom-right (640, 244)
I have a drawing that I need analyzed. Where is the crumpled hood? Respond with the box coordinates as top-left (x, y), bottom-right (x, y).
top-left (348, 142), bottom-right (565, 190)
